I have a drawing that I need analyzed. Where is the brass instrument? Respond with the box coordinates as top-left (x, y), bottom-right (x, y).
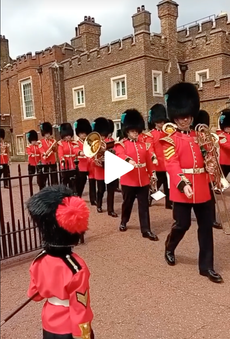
top-left (195, 123), bottom-right (230, 234)
top-left (43, 140), bottom-right (57, 159)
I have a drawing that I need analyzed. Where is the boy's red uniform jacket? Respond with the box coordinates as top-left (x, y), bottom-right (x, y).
top-left (38, 138), bottom-right (57, 165)
top-left (217, 131), bottom-right (230, 165)
top-left (26, 144), bottom-right (41, 166)
top-left (57, 140), bottom-right (78, 170)
top-left (160, 130), bottom-right (211, 204)
top-left (115, 138), bottom-right (154, 187)
top-left (75, 138), bottom-right (90, 172)
top-left (28, 252), bottom-right (94, 338)
top-left (0, 141), bottom-right (9, 164)
top-left (149, 129), bottom-right (167, 172)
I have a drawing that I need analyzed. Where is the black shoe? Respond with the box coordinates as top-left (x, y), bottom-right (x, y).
top-left (108, 212), bottom-right (118, 218)
top-left (119, 224), bottom-right (127, 232)
top-left (213, 221), bottom-right (222, 229)
top-left (91, 201), bottom-right (97, 206)
top-left (142, 231), bottom-right (159, 241)
top-left (200, 269), bottom-right (224, 283)
top-left (165, 250), bottom-right (176, 266)
top-left (97, 207), bottom-right (103, 213)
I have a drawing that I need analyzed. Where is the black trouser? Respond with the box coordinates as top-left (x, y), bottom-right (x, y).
top-left (76, 171), bottom-right (88, 197)
top-left (28, 164), bottom-right (41, 189)
top-left (62, 169), bottom-right (78, 193)
top-left (89, 178), bottom-right (96, 204)
top-left (156, 171), bottom-right (172, 208)
top-left (96, 179), bottom-right (115, 212)
top-left (121, 185), bottom-right (151, 233)
top-left (0, 164), bottom-right (10, 188)
top-left (166, 200), bottom-right (214, 272)
top-left (38, 164), bottom-right (58, 190)
top-left (43, 329), bottom-right (95, 339)
top-left (221, 164), bottom-right (230, 178)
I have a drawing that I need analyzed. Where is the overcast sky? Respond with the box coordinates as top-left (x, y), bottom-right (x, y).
top-left (1, 0), bottom-right (230, 59)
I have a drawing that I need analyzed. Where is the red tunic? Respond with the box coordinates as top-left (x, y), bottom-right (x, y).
top-left (160, 131), bottom-right (211, 204)
top-left (27, 252), bottom-right (93, 337)
top-left (0, 141), bottom-right (9, 164)
top-left (26, 144), bottom-right (41, 166)
top-left (138, 133), bottom-right (157, 170)
top-left (150, 129), bottom-right (166, 172)
top-left (38, 138), bottom-right (57, 165)
top-left (115, 138), bottom-right (154, 187)
top-left (217, 131), bottom-right (230, 165)
top-left (75, 138), bottom-right (90, 172)
top-left (57, 140), bottom-right (78, 170)
top-left (88, 158), bottom-right (95, 179)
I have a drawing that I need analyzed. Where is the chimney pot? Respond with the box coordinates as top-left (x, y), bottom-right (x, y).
top-left (88, 16), bottom-right (91, 21)
top-left (91, 17), bottom-right (95, 23)
top-left (141, 5), bottom-right (145, 10)
top-left (84, 16), bottom-right (87, 21)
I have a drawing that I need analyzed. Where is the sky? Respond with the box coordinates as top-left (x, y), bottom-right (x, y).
top-left (1, 0), bottom-right (230, 59)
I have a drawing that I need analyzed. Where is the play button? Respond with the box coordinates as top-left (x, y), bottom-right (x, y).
top-left (104, 151), bottom-right (134, 184)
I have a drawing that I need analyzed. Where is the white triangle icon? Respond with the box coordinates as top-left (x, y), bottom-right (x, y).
top-left (104, 151), bottom-right (134, 184)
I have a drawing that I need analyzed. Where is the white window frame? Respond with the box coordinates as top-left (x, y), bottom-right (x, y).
top-left (195, 69), bottom-right (209, 88)
top-left (19, 77), bottom-right (35, 120)
top-left (152, 71), bottom-right (163, 97)
top-left (111, 75), bottom-right (127, 102)
top-left (16, 135), bottom-right (25, 155)
top-left (112, 119), bottom-right (121, 140)
top-left (72, 86), bottom-right (85, 109)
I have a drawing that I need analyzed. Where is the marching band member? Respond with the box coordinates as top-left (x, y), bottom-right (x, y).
top-left (58, 123), bottom-right (79, 193)
top-left (92, 117), bottom-right (117, 217)
top-left (38, 122), bottom-right (58, 189)
top-left (0, 128), bottom-right (10, 188)
top-left (161, 82), bottom-right (223, 283)
top-left (26, 130), bottom-right (42, 189)
top-left (115, 109), bottom-right (158, 240)
top-left (192, 110), bottom-right (222, 229)
top-left (27, 185), bottom-right (94, 339)
top-left (218, 108), bottom-right (230, 179)
top-left (148, 104), bottom-right (172, 209)
top-left (74, 119), bottom-right (93, 198)
top-left (107, 119), bottom-right (121, 194)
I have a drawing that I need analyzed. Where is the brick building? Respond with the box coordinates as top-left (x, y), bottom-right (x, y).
top-left (1, 0), bottom-right (230, 159)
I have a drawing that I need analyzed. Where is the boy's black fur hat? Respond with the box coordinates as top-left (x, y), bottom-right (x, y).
top-left (108, 119), bottom-right (114, 134)
top-left (92, 117), bottom-right (110, 137)
top-left (40, 122), bottom-right (53, 136)
top-left (75, 118), bottom-right (92, 136)
top-left (121, 109), bottom-right (145, 136)
top-left (27, 130), bottom-right (38, 143)
top-left (60, 123), bottom-right (74, 139)
top-left (219, 108), bottom-right (230, 130)
top-left (148, 104), bottom-right (168, 129)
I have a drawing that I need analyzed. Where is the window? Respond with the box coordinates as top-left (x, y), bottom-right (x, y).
top-left (73, 86), bottom-right (85, 108)
top-left (20, 78), bottom-right (35, 119)
top-left (111, 75), bottom-right (127, 101)
top-left (195, 69), bottom-right (209, 88)
top-left (112, 119), bottom-right (121, 139)
top-left (152, 71), bottom-right (163, 96)
top-left (16, 135), bottom-right (25, 155)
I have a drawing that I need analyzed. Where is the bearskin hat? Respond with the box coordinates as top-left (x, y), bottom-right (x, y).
top-left (92, 117), bottom-right (110, 137)
top-left (27, 130), bottom-right (38, 143)
top-left (75, 118), bottom-right (92, 136)
top-left (108, 119), bottom-right (114, 134)
top-left (26, 185), bottom-right (89, 247)
top-left (59, 123), bottom-right (74, 139)
top-left (121, 109), bottom-right (145, 136)
top-left (40, 122), bottom-right (53, 136)
top-left (0, 128), bottom-right (5, 139)
top-left (192, 110), bottom-right (210, 129)
top-left (165, 82), bottom-right (200, 121)
top-left (148, 104), bottom-right (168, 129)
top-left (219, 108), bottom-right (230, 130)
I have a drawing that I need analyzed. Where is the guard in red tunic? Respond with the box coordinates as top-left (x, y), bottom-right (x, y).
top-left (92, 117), bottom-right (117, 217)
top-left (115, 109), bottom-right (158, 240)
top-left (38, 122), bottom-right (58, 189)
top-left (0, 128), bottom-right (10, 188)
top-left (148, 104), bottom-right (172, 209)
top-left (27, 185), bottom-right (94, 339)
top-left (26, 130), bottom-right (42, 188)
top-left (74, 119), bottom-right (93, 199)
top-left (57, 123), bottom-right (79, 193)
top-left (161, 82), bottom-right (223, 283)
top-left (217, 109), bottom-right (230, 179)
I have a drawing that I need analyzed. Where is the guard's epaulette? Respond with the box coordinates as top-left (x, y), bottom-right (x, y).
top-left (57, 140), bottom-right (63, 146)
top-left (115, 139), bottom-right (126, 148)
top-left (32, 250), bottom-right (47, 264)
top-left (62, 254), bottom-right (82, 275)
top-left (218, 133), bottom-right (226, 138)
top-left (160, 136), bottom-right (175, 147)
top-left (143, 131), bottom-right (153, 138)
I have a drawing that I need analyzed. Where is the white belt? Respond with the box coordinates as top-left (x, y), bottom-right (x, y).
top-left (135, 163), bottom-right (146, 168)
top-left (182, 168), bottom-right (205, 174)
top-left (47, 297), bottom-right (69, 307)
top-left (64, 155), bottom-right (76, 158)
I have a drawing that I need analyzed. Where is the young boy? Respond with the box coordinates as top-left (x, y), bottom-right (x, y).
top-left (27, 185), bottom-right (94, 338)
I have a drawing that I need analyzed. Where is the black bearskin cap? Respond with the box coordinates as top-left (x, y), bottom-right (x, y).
top-left (60, 123), bottom-right (74, 139)
top-left (108, 119), bottom-right (114, 134)
top-left (40, 122), bottom-right (52, 136)
top-left (92, 117), bottom-right (110, 137)
top-left (148, 104), bottom-right (168, 129)
top-left (165, 82), bottom-right (200, 121)
top-left (75, 118), bottom-right (92, 136)
top-left (26, 185), bottom-right (89, 247)
top-left (121, 109), bottom-right (145, 136)
top-left (219, 108), bottom-right (230, 130)
top-left (27, 130), bottom-right (38, 143)
top-left (0, 128), bottom-right (5, 139)
top-left (192, 110), bottom-right (210, 129)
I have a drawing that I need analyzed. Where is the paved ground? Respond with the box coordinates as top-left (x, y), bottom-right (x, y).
top-left (1, 163), bottom-right (230, 339)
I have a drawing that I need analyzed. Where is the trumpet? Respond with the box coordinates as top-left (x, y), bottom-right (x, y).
top-left (43, 140), bottom-right (57, 159)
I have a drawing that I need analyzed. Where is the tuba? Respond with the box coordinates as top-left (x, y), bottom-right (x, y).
top-left (195, 123), bottom-right (230, 234)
